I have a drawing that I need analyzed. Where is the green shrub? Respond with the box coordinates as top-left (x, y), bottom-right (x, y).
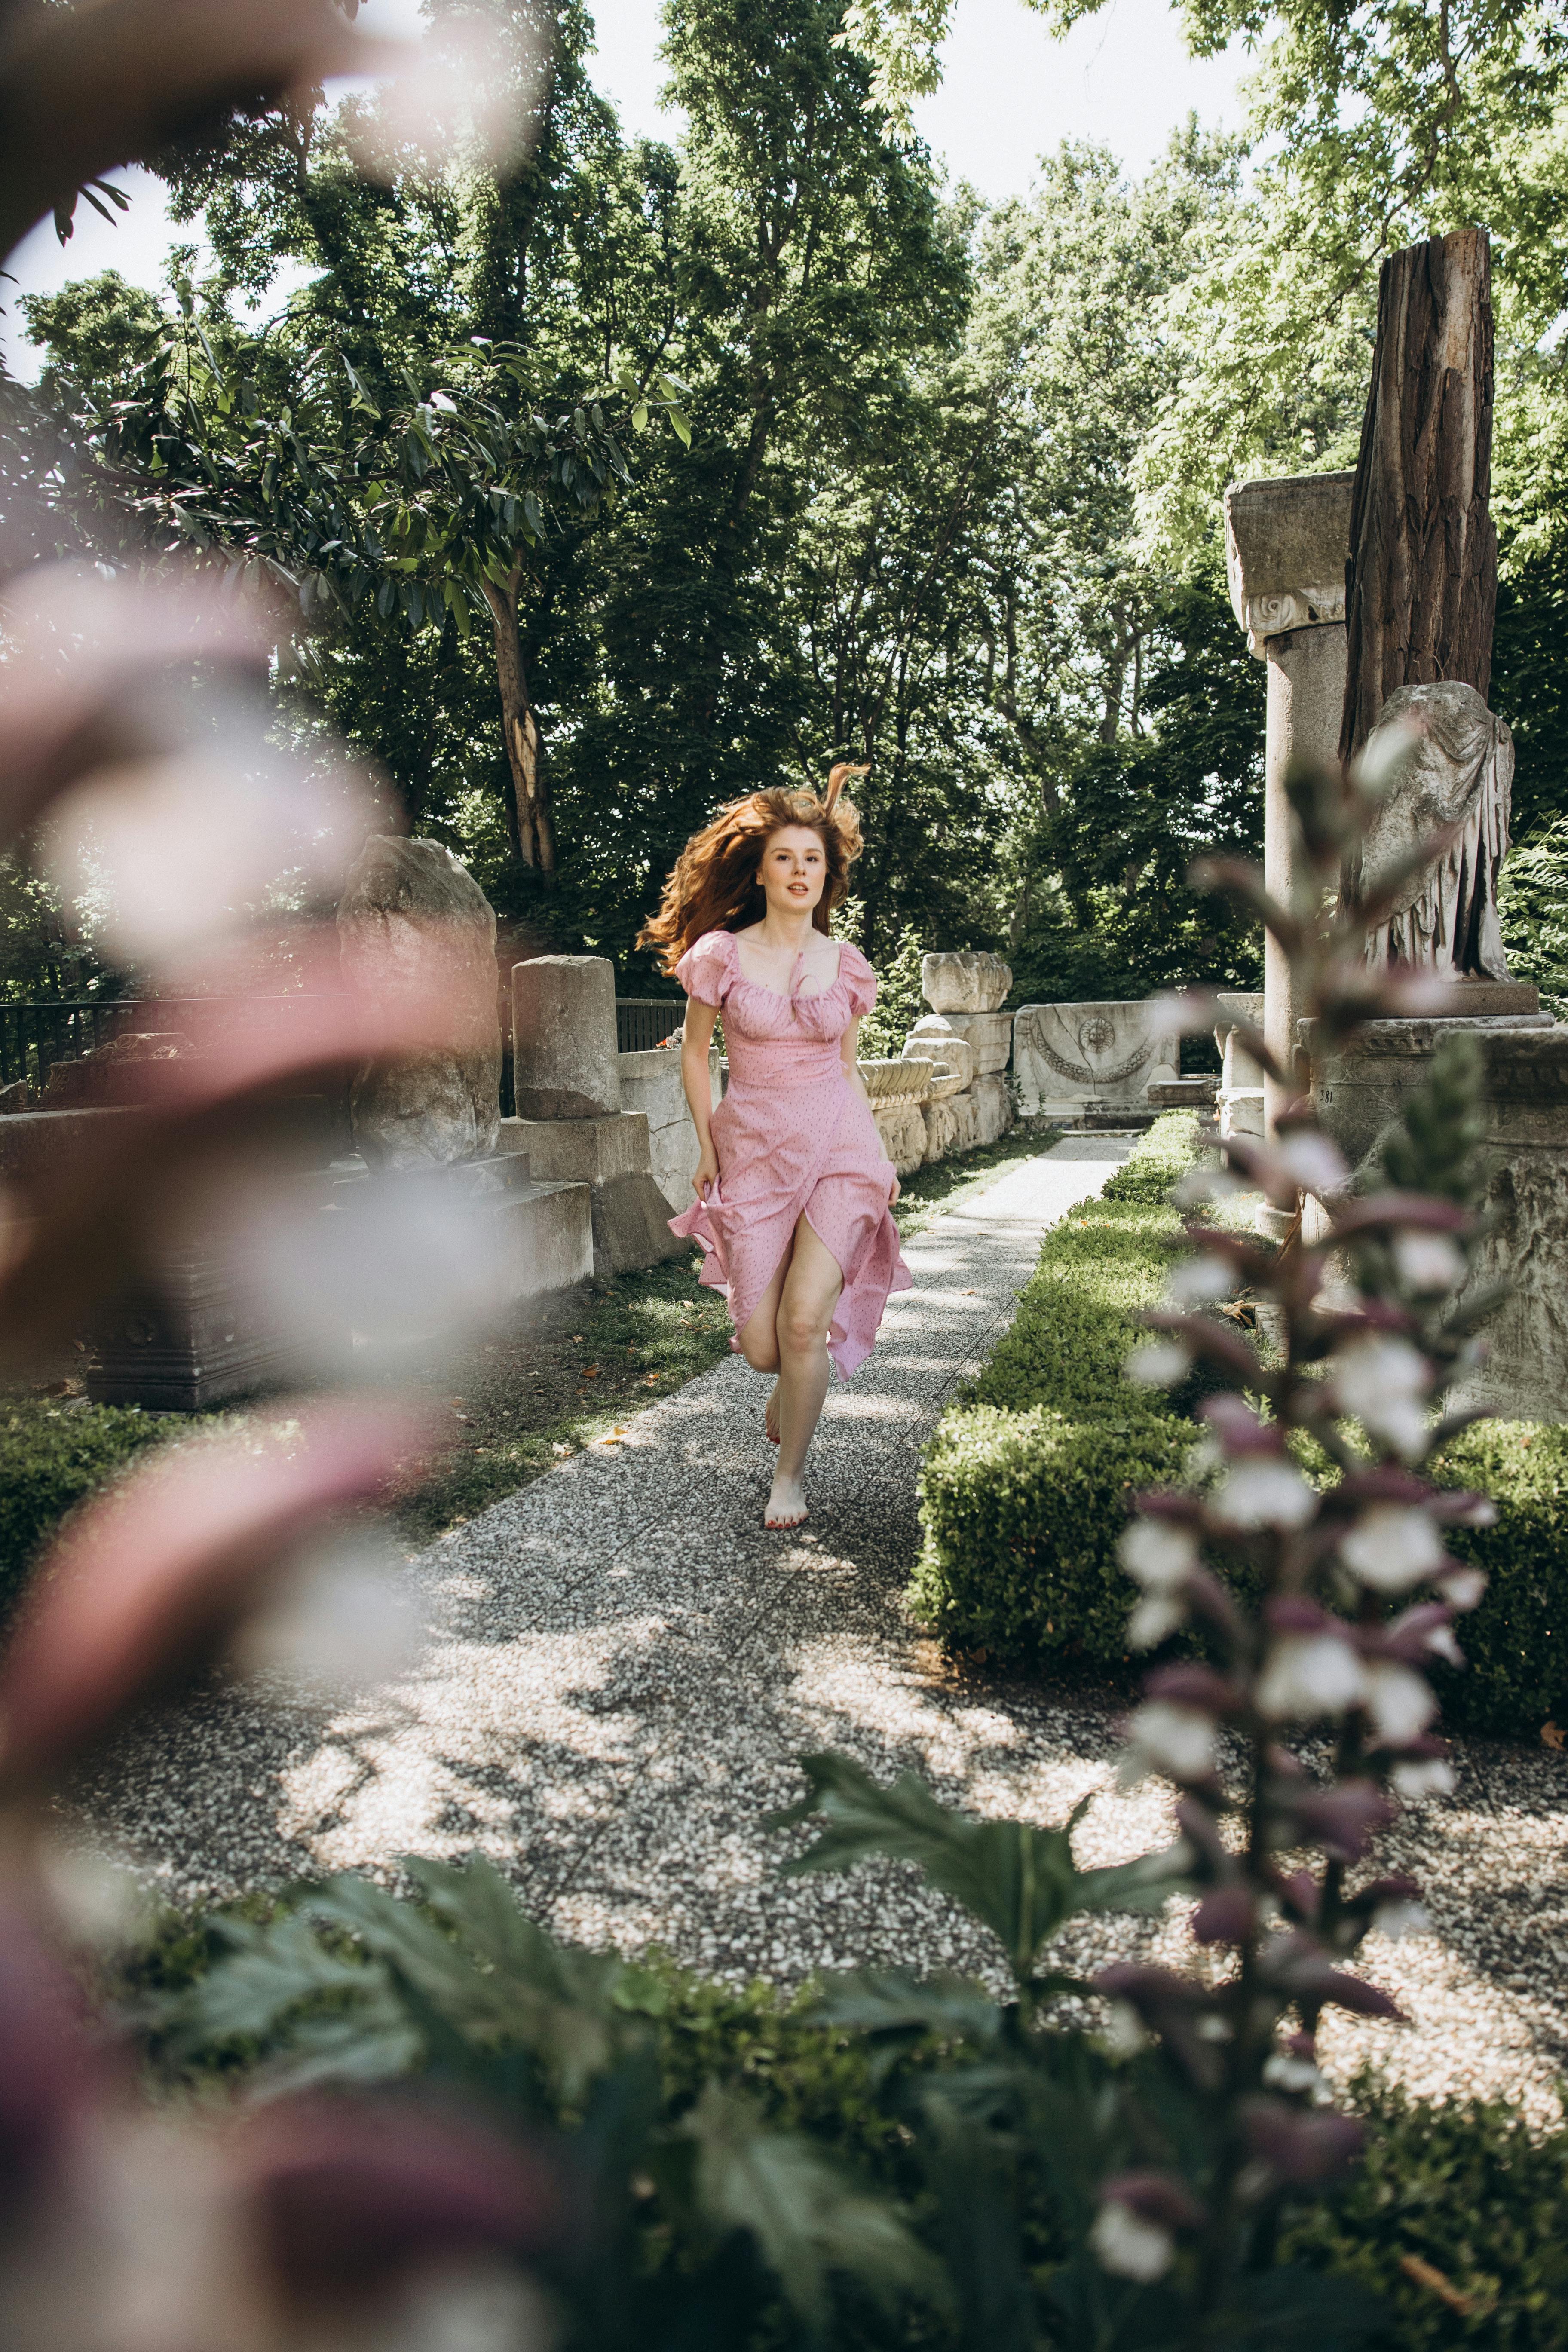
top-left (1099, 1107), bottom-right (1205, 1204)
top-left (1429, 1421), bottom-right (1568, 1737)
top-left (912, 1114), bottom-right (1204, 1664)
top-left (0, 1397), bottom-right (168, 1622)
top-left (1286, 2078), bottom-right (1568, 2350)
top-left (913, 1403), bottom-right (1190, 1660)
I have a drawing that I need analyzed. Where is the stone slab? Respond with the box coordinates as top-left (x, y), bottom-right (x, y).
top-left (921, 951), bottom-right (1011, 1014)
top-left (617, 1047), bottom-right (722, 1214)
top-left (499, 1112), bottom-right (652, 1189)
top-left (1149, 1076), bottom-right (1216, 1108)
top-left (935, 1010), bottom-right (1012, 1077)
top-left (490, 1177), bottom-right (594, 1299)
top-left (1311, 1017), bottom-right (1568, 1421)
top-left (1013, 1000), bottom-right (1176, 1117)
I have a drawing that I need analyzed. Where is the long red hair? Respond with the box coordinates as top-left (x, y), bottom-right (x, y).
top-left (638, 766), bottom-right (867, 976)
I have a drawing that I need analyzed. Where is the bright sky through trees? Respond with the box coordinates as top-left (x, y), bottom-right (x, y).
top-left (0, 0), bottom-right (1243, 378)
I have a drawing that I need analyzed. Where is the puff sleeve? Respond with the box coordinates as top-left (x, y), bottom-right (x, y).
top-left (674, 929), bottom-right (735, 1008)
top-left (839, 941), bottom-right (878, 1019)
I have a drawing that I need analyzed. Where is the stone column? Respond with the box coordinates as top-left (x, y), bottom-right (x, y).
top-left (511, 955), bottom-right (622, 1119)
top-left (1224, 471), bottom-right (1356, 1133)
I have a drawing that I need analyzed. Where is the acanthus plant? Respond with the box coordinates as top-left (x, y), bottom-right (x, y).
top-left (1097, 743), bottom-right (1502, 2337)
top-left (776, 744), bottom-right (1505, 2350)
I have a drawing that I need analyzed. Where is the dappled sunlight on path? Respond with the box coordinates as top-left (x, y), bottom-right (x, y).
top-left (65, 1131), bottom-right (1568, 2123)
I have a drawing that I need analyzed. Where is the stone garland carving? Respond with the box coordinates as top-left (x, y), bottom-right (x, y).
top-left (1034, 1032), bottom-right (1155, 1089)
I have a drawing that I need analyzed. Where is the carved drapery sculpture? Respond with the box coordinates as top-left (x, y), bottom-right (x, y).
top-left (1349, 680), bottom-right (1513, 980)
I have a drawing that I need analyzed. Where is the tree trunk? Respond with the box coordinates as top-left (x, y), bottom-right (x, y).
top-left (482, 572), bottom-right (555, 872)
top-left (1339, 227), bottom-right (1497, 766)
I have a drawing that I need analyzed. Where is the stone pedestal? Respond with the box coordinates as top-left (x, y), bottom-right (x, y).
top-left (1214, 992), bottom-right (1265, 1143)
top-left (512, 956), bottom-right (622, 1118)
top-left (1311, 1011), bottom-right (1568, 1421)
top-left (1225, 471), bottom-right (1356, 1133)
top-left (86, 1208), bottom-right (347, 1411)
top-left (1012, 1000), bottom-right (1177, 1122)
top-left (508, 958), bottom-right (684, 1275)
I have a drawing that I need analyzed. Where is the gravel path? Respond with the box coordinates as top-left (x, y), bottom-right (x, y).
top-left (69, 1136), bottom-right (1568, 2127)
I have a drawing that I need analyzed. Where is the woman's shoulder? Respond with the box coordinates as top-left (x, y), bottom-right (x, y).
top-left (689, 926), bottom-right (739, 961)
top-left (674, 928), bottom-right (738, 1001)
top-left (835, 938), bottom-right (875, 981)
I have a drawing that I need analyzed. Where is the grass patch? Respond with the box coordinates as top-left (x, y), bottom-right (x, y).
top-left (892, 1117), bottom-right (1060, 1238)
top-left (0, 1395), bottom-right (174, 1623)
top-left (385, 1254), bottom-right (737, 1544)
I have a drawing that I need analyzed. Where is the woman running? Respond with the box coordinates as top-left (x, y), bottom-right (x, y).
top-left (638, 767), bottom-right (911, 1529)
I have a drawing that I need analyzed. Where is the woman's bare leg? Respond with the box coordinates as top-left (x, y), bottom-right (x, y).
top-left (765, 1217), bottom-right (843, 1530)
top-left (738, 1254), bottom-right (790, 1443)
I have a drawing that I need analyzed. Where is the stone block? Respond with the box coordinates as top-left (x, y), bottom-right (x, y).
top-left (617, 1045), bottom-right (720, 1214)
top-left (512, 955), bottom-right (621, 1119)
top-left (0, 1082), bottom-right (26, 1113)
top-left (1013, 1001), bottom-right (1177, 1118)
top-left (970, 1072), bottom-right (1011, 1145)
top-left (498, 1111), bottom-right (651, 1187)
top-left (590, 1170), bottom-right (688, 1277)
top-left (1149, 1076), bottom-right (1217, 1109)
top-left (488, 1177), bottom-right (594, 1301)
top-left (86, 1227), bottom-right (346, 1411)
top-left (0, 1108), bottom-right (133, 1188)
top-left (937, 1010), bottom-right (1012, 1076)
top-left (923, 1090), bottom-right (981, 1163)
top-left (1311, 1015), bottom-right (1568, 1420)
top-left (1224, 470), bottom-right (1355, 656)
top-left (903, 1018), bottom-right (975, 1090)
top-left (43, 1030), bottom-right (198, 1108)
top-left (873, 1099), bottom-right (926, 1176)
top-left (921, 951), bottom-right (1011, 1014)
top-left (338, 835), bottom-right (501, 1169)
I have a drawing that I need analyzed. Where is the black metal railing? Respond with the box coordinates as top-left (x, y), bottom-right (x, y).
top-left (1, 991), bottom-right (687, 1118)
top-left (615, 998), bottom-right (686, 1054)
top-left (0, 997), bottom-right (353, 1102)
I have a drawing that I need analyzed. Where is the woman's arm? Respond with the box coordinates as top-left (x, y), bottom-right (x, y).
top-left (842, 1018), bottom-right (900, 1202)
top-left (682, 1002), bottom-right (720, 1197)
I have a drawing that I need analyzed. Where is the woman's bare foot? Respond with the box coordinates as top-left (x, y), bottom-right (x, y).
top-left (764, 1381), bottom-right (781, 1445)
top-left (764, 1473), bottom-right (808, 1530)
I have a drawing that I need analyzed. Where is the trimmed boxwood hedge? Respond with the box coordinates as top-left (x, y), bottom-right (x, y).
top-left (1429, 1421), bottom-right (1568, 1737)
top-left (911, 1116), bottom-right (1198, 1664)
top-left (0, 1397), bottom-right (169, 1623)
top-left (914, 1113), bottom-right (1568, 1736)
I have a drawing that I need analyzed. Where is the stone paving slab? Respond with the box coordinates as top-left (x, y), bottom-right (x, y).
top-left (65, 1136), bottom-right (1568, 2126)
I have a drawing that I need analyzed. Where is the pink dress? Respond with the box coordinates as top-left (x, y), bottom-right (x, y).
top-left (668, 930), bottom-right (912, 1378)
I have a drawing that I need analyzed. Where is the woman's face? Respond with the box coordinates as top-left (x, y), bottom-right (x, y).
top-left (759, 825), bottom-right (828, 917)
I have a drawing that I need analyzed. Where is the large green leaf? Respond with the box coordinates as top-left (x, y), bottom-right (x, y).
top-left (770, 1752), bottom-right (1186, 1988)
top-left (682, 2083), bottom-right (946, 2339)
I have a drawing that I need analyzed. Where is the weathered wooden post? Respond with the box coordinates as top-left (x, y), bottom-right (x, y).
top-left (1339, 227), bottom-right (1497, 763)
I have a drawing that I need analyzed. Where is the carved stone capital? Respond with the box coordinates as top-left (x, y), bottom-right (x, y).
top-left (1224, 471), bottom-right (1356, 658)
